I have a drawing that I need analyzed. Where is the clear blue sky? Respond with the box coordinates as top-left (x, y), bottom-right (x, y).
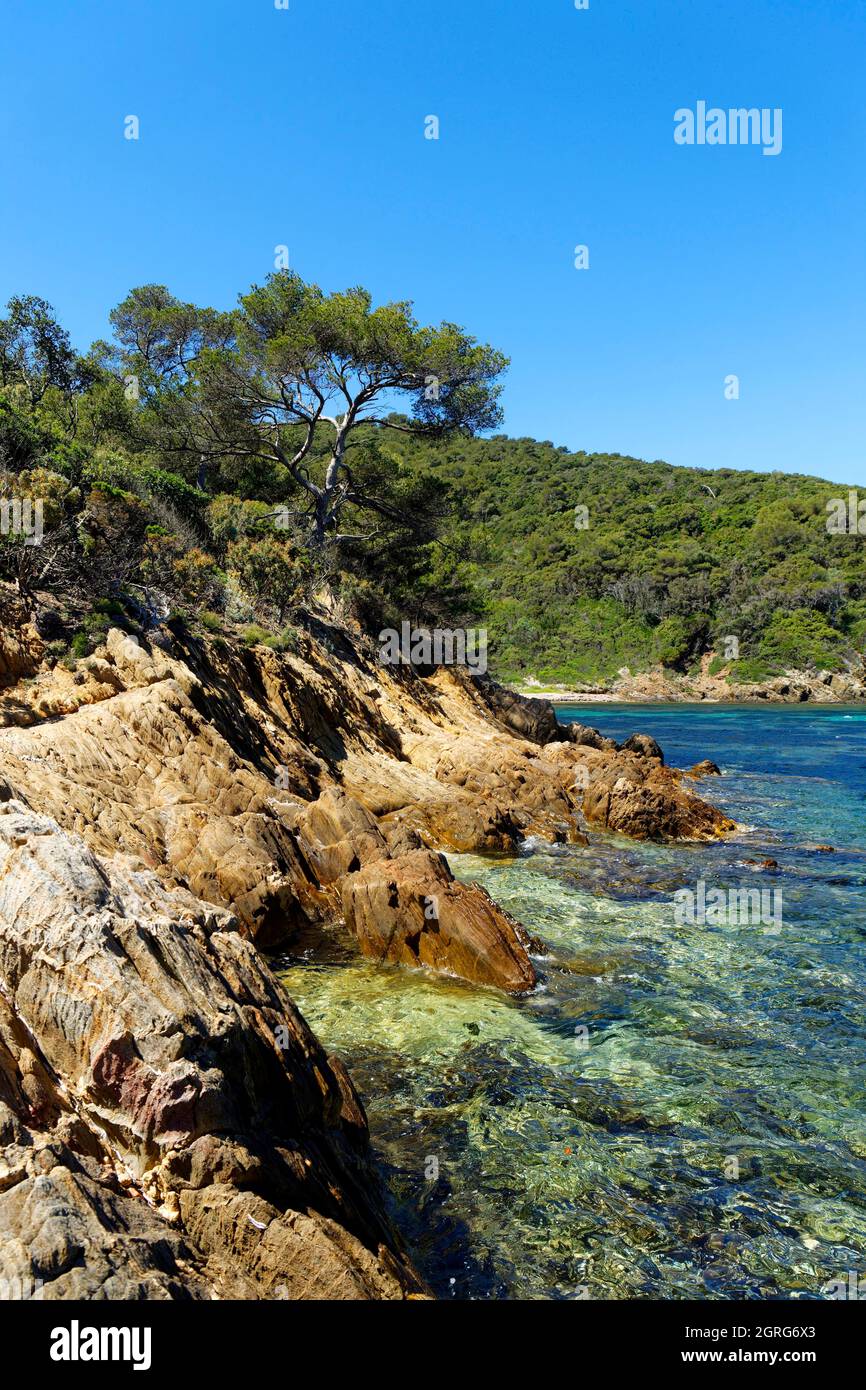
top-left (1, 0), bottom-right (864, 483)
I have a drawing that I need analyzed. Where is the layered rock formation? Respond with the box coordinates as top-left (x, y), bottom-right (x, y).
top-left (0, 602), bottom-right (735, 1299)
top-left (0, 801), bottom-right (425, 1300)
top-left (342, 848), bottom-right (539, 993)
top-left (0, 620), bottom-right (734, 971)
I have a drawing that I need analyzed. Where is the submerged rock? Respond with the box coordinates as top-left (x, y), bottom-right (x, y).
top-left (559, 745), bottom-right (735, 842)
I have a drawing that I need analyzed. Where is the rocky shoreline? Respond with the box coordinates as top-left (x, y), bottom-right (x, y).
top-left (516, 657), bottom-right (866, 705)
top-left (0, 601), bottom-right (736, 1300)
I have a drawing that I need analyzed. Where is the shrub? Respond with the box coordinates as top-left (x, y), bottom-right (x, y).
top-left (239, 624), bottom-right (272, 647)
top-left (227, 536), bottom-right (311, 624)
top-left (757, 608), bottom-right (843, 673)
top-left (140, 531), bottom-right (222, 609)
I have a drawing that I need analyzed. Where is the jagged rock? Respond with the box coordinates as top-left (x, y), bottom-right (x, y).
top-left (0, 593), bottom-right (742, 1301)
top-left (379, 817), bottom-right (424, 857)
top-left (0, 614), bottom-right (731, 966)
top-left (0, 597), bottom-right (43, 691)
top-left (618, 732), bottom-right (664, 762)
top-left (567, 722), bottom-right (617, 752)
top-left (341, 848), bottom-right (538, 993)
top-left (688, 759), bottom-right (721, 777)
top-left (395, 732), bottom-right (587, 849)
top-left (293, 787), bottom-right (390, 884)
top-left (0, 1154), bottom-right (227, 1300)
top-left (177, 1186), bottom-right (414, 1301)
top-left (0, 802), bottom-right (426, 1301)
top-left (471, 678), bottom-right (560, 745)
top-left (580, 753), bottom-right (735, 841)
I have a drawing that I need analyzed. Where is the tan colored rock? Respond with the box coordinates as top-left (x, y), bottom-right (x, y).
top-left (0, 612), bottom-right (733, 971)
top-left (0, 596), bottom-right (43, 691)
top-left (293, 786), bottom-right (390, 884)
top-left (0, 801), bottom-right (426, 1300)
top-left (342, 847), bottom-right (538, 993)
top-left (687, 759), bottom-right (721, 777)
top-left (581, 752), bottom-right (735, 840)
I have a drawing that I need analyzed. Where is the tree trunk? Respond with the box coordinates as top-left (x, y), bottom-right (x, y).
top-left (314, 427), bottom-right (348, 547)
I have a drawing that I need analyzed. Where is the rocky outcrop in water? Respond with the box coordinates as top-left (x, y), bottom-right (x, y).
top-left (617, 732), bottom-right (664, 762)
top-left (0, 619), bottom-right (733, 968)
top-left (580, 754), bottom-right (733, 840)
top-left (342, 847), bottom-right (539, 992)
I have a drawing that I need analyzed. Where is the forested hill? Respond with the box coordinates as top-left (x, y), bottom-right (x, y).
top-left (1, 283), bottom-right (863, 692)
top-left (391, 433), bottom-right (866, 686)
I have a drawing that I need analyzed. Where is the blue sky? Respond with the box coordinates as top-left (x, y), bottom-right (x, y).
top-left (1, 0), bottom-right (864, 483)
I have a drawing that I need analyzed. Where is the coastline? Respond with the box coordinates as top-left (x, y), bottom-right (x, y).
top-left (510, 669), bottom-right (866, 707)
top-left (518, 691), bottom-right (866, 706)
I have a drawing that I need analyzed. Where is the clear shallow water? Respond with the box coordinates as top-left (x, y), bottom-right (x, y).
top-left (279, 705), bottom-right (866, 1300)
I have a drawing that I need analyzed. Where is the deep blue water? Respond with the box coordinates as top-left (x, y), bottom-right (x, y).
top-left (281, 704), bottom-right (866, 1300)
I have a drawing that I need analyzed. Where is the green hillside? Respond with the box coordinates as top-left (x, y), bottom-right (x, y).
top-left (389, 433), bottom-right (866, 686)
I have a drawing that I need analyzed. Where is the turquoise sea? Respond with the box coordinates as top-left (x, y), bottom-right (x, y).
top-left (279, 704), bottom-right (866, 1300)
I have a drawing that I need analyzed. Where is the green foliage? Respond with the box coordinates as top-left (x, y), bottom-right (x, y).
top-left (235, 619), bottom-right (301, 652)
top-left (726, 657), bottom-right (774, 684)
top-left (105, 272), bottom-right (507, 546)
top-left (226, 536), bottom-right (311, 624)
top-left (0, 294), bottom-right (84, 405)
top-left (239, 624), bottom-right (274, 648)
top-left (69, 610), bottom-right (115, 657)
top-left (386, 434), bottom-right (866, 683)
top-left (140, 531), bottom-right (221, 608)
top-left (2, 285), bottom-right (864, 689)
top-left (755, 608), bottom-right (843, 673)
top-left (206, 495), bottom-right (278, 549)
top-left (93, 597), bottom-right (126, 617)
top-left (652, 614), bottom-right (709, 671)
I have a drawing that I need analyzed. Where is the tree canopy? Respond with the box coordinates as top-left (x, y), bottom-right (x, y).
top-left (102, 272), bottom-right (508, 546)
